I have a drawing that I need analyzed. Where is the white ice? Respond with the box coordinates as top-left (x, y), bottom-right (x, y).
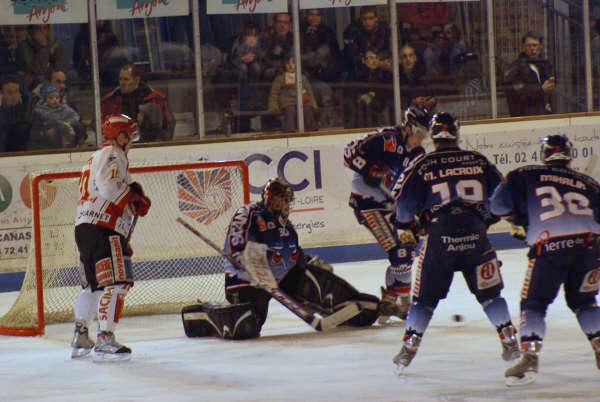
top-left (1, 248), bottom-right (599, 402)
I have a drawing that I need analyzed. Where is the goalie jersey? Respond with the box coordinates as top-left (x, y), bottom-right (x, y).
top-left (75, 144), bottom-right (137, 237)
top-left (344, 127), bottom-right (425, 189)
top-left (394, 147), bottom-right (502, 226)
top-left (223, 201), bottom-right (303, 283)
top-left (490, 164), bottom-right (600, 245)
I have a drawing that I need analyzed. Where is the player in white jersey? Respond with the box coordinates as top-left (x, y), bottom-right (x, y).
top-left (71, 114), bottom-right (151, 362)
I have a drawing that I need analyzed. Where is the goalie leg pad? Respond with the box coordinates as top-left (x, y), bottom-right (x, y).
top-left (343, 293), bottom-right (380, 327)
top-left (181, 303), bottom-right (259, 340)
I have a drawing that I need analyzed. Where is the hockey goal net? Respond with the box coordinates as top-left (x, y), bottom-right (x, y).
top-left (0, 161), bottom-right (249, 336)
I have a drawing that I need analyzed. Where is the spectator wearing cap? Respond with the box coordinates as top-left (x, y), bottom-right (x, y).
top-left (29, 83), bottom-right (83, 150)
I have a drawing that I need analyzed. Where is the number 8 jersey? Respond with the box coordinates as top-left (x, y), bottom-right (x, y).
top-left (490, 164), bottom-right (600, 245)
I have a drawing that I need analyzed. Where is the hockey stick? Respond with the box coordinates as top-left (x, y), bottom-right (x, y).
top-left (176, 217), bottom-right (361, 331)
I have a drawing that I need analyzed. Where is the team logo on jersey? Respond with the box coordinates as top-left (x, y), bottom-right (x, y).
top-left (580, 268), bottom-right (600, 293)
top-left (384, 137), bottom-right (397, 152)
top-left (177, 168), bottom-right (233, 225)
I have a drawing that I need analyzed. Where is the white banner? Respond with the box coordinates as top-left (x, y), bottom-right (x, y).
top-left (206, 0), bottom-right (288, 15)
top-left (96, 0), bottom-right (189, 20)
top-left (0, 0), bottom-right (88, 25)
top-left (300, 0), bottom-right (385, 9)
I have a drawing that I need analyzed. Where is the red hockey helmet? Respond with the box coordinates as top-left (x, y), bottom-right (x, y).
top-left (102, 114), bottom-right (139, 142)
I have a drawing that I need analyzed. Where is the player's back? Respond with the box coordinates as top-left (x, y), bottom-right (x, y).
top-left (505, 164), bottom-right (600, 244)
top-left (396, 147), bottom-right (501, 218)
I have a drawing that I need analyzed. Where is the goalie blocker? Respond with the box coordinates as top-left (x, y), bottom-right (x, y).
top-left (182, 263), bottom-right (379, 339)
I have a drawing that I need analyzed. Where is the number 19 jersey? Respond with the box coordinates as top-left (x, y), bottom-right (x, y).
top-left (490, 164), bottom-right (600, 245)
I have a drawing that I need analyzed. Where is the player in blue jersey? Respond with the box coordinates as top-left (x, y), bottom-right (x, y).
top-left (182, 178), bottom-right (379, 339)
top-left (392, 112), bottom-right (520, 371)
top-left (344, 105), bottom-right (432, 323)
top-left (490, 134), bottom-right (600, 385)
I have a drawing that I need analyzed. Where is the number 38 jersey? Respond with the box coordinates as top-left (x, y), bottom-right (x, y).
top-left (491, 164), bottom-right (600, 245)
top-left (394, 147), bottom-right (502, 226)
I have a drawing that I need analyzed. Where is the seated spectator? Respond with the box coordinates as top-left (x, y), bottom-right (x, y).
top-left (231, 23), bottom-right (263, 82)
top-left (346, 48), bottom-right (392, 128)
top-left (301, 8), bottom-right (343, 113)
top-left (28, 83), bottom-right (84, 150)
top-left (137, 103), bottom-right (168, 142)
top-left (30, 68), bottom-right (71, 109)
top-left (503, 31), bottom-right (555, 116)
top-left (201, 43), bottom-right (227, 82)
top-left (268, 55), bottom-right (318, 132)
top-left (16, 24), bottom-right (67, 89)
top-left (0, 76), bottom-right (30, 152)
top-left (0, 26), bottom-right (26, 77)
top-left (343, 6), bottom-right (391, 78)
top-left (101, 63), bottom-right (175, 141)
top-left (399, 44), bottom-right (432, 108)
top-left (262, 13), bottom-right (294, 81)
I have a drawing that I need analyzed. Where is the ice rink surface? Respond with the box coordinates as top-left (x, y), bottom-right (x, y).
top-left (1, 248), bottom-right (599, 402)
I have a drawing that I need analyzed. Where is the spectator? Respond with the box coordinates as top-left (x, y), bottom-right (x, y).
top-left (301, 8), bottom-right (343, 111)
top-left (0, 26), bottom-right (26, 77)
top-left (30, 68), bottom-right (71, 108)
top-left (503, 32), bottom-right (555, 116)
top-left (137, 103), bottom-right (168, 142)
top-left (201, 43), bottom-right (227, 82)
top-left (0, 76), bottom-right (30, 152)
top-left (73, 21), bottom-right (128, 90)
top-left (16, 24), bottom-right (67, 89)
top-left (399, 44), bottom-right (432, 108)
top-left (231, 23), bottom-right (263, 82)
top-left (268, 55), bottom-right (318, 132)
top-left (101, 63), bottom-right (175, 141)
top-left (262, 13), bottom-right (294, 81)
top-left (28, 83), bottom-right (83, 150)
top-left (343, 6), bottom-right (391, 78)
top-left (346, 48), bottom-right (392, 128)
top-left (456, 53), bottom-right (489, 120)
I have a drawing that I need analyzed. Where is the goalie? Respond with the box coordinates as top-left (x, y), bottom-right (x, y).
top-left (182, 178), bottom-right (379, 340)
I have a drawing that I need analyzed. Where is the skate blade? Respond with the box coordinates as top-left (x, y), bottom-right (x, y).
top-left (71, 348), bottom-right (93, 359)
top-left (505, 372), bottom-right (536, 387)
top-left (93, 352), bottom-right (132, 363)
top-left (394, 363), bottom-right (407, 376)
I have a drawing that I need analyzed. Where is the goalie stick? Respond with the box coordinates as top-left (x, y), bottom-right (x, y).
top-left (176, 217), bottom-right (362, 331)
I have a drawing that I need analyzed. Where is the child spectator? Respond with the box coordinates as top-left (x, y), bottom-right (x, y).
top-left (231, 23), bottom-right (263, 82)
top-left (29, 83), bottom-right (83, 150)
top-left (268, 55), bottom-right (318, 132)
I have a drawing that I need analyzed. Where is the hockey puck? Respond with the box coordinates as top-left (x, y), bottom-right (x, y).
top-left (452, 314), bottom-right (464, 322)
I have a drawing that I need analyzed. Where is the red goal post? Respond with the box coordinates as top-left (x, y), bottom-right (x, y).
top-left (0, 160), bottom-right (250, 336)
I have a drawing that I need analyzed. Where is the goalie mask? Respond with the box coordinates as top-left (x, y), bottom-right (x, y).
top-left (541, 134), bottom-right (572, 166)
top-left (262, 178), bottom-right (294, 221)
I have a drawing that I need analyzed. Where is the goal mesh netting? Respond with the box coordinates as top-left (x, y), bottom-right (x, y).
top-left (0, 161), bottom-right (249, 336)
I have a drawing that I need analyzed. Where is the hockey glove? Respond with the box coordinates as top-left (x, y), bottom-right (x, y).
top-left (131, 192), bottom-right (151, 217)
top-left (129, 181), bottom-right (145, 197)
top-left (509, 224), bottom-right (526, 241)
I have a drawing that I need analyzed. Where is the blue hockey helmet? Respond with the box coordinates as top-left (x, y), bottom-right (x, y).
top-left (429, 112), bottom-right (459, 141)
top-left (541, 134), bottom-right (572, 165)
top-left (404, 104), bottom-right (433, 135)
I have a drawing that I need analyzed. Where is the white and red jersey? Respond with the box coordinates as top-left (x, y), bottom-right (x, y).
top-left (76, 144), bottom-right (136, 237)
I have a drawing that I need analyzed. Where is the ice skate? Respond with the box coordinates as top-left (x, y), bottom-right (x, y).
top-left (505, 341), bottom-right (541, 386)
top-left (93, 331), bottom-right (132, 363)
top-left (71, 321), bottom-right (94, 359)
top-left (499, 325), bottom-right (520, 361)
top-left (378, 287), bottom-right (409, 324)
top-left (591, 336), bottom-right (600, 370)
top-left (393, 334), bottom-right (421, 374)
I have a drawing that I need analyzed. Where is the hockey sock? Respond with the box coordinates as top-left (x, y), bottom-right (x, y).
top-left (575, 304), bottom-right (600, 338)
top-left (404, 302), bottom-right (433, 335)
top-left (481, 297), bottom-right (512, 330)
top-left (519, 308), bottom-right (546, 342)
top-left (74, 287), bottom-right (103, 326)
top-left (98, 284), bottom-right (130, 332)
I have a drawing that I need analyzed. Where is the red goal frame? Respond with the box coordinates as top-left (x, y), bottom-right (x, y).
top-left (0, 161), bottom-right (250, 336)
